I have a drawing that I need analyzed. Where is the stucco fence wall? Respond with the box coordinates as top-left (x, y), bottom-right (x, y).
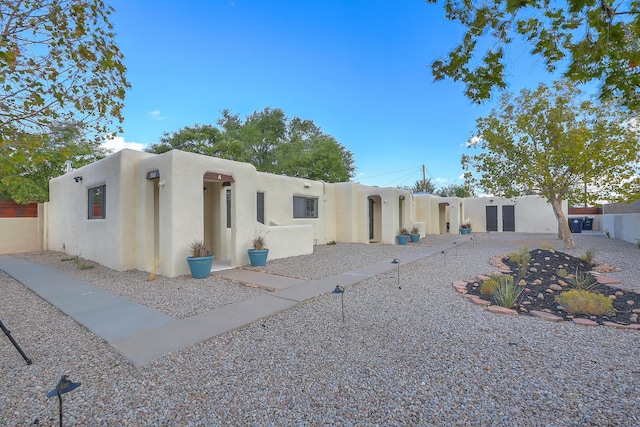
top-left (601, 214), bottom-right (640, 245)
top-left (0, 204), bottom-right (45, 255)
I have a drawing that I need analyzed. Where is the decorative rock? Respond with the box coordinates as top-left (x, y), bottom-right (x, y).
top-left (530, 310), bottom-right (564, 322)
top-left (476, 274), bottom-right (491, 281)
top-left (626, 324), bottom-right (640, 330)
top-left (529, 267), bottom-right (538, 272)
top-left (545, 288), bottom-right (554, 294)
top-left (615, 291), bottom-right (624, 296)
top-left (630, 314), bottom-right (638, 323)
top-left (537, 293), bottom-right (545, 300)
top-left (627, 300), bottom-right (635, 306)
top-left (597, 276), bottom-right (621, 285)
top-left (603, 321), bottom-right (630, 329)
top-left (549, 284), bottom-right (562, 291)
top-left (558, 280), bottom-right (569, 287)
top-left (518, 279), bottom-right (526, 286)
top-left (573, 318), bottom-right (599, 326)
top-left (633, 309), bottom-right (640, 314)
top-left (544, 257), bottom-right (550, 261)
top-left (471, 297), bottom-right (491, 306)
top-left (487, 306), bottom-right (518, 315)
top-left (452, 281), bottom-right (467, 289)
top-left (522, 301), bottom-right (531, 305)
top-left (609, 295), bottom-right (617, 300)
top-left (456, 288), bottom-right (467, 294)
top-left (533, 279), bottom-right (542, 285)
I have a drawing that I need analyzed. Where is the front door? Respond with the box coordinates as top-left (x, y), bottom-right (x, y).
top-left (369, 198), bottom-right (375, 240)
top-left (503, 205), bottom-right (515, 232)
top-left (486, 206), bottom-right (498, 232)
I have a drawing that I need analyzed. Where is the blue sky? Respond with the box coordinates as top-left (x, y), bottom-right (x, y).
top-left (105, 0), bottom-right (553, 188)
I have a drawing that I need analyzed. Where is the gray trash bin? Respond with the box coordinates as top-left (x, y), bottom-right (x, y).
top-left (569, 218), bottom-right (583, 233)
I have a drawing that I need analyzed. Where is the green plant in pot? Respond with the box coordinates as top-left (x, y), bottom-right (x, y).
top-left (409, 225), bottom-right (421, 243)
top-left (186, 240), bottom-right (214, 279)
top-left (248, 231), bottom-right (269, 267)
top-left (397, 228), bottom-right (410, 245)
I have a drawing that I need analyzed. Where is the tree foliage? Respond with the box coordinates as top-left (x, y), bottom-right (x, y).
top-left (0, 0), bottom-right (129, 139)
top-left (437, 183), bottom-right (474, 198)
top-left (427, 0), bottom-right (640, 110)
top-left (148, 107), bottom-right (356, 182)
top-left (462, 80), bottom-right (640, 249)
top-left (398, 178), bottom-right (438, 193)
top-left (0, 124), bottom-right (105, 203)
top-left (0, 0), bottom-right (128, 202)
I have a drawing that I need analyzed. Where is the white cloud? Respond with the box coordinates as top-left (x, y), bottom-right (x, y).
top-left (149, 110), bottom-right (165, 120)
top-left (102, 135), bottom-right (146, 153)
top-left (467, 135), bottom-right (482, 147)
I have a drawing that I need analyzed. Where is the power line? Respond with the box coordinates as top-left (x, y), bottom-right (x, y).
top-left (355, 165), bottom-right (422, 182)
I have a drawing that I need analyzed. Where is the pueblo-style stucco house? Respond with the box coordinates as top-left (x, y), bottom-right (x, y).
top-left (44, 149), bottom-right (564, 277)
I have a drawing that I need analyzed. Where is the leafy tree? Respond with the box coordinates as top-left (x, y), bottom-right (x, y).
top-left (427, 0), bottom-right (640, 110)
top-left (437, 183), bottom-right (474, 198)
top-left (0, 124), bottom-right (105, 203)
top-left (1, 0), bottom-right (129, 138)
top-left (462, 80), bottom-right (640, 249)
top-left (1, 0), bottom-right (129, 202)
top-left (398, 179), bottom-right (437, 193)
top-left (148, 108), bottom-right (356, 182)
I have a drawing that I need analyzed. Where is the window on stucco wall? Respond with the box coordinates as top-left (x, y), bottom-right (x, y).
top-left (88, 185), bottom-right (106, 219)
top-left (293, 196), bottom-right (318, 218)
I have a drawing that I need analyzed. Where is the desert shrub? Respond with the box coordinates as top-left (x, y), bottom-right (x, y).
top-left (480, 279), bottom-right (498, 295)
top-left (568, 269), bottom-right (597, 291)
top-left (508, 252), bottom-right (521, 263)
top-left (493, 275), bottom-right (523, 308)
top-left (555, 290), bottom-right (615, 316)
top-left (557, 268), bottom-right (568, 278)
top-left (581, 248), bottom-right (595, 264)
top-left (539, 243), bottom-right (554, 250)
top-left (517, 245), bottom-right (531, 280)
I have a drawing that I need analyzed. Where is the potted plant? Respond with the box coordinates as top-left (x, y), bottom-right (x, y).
top-left (409, 225), bottom-right (421, 243)
top-left (247, 231), bottom-right (269, 267)
top-left (186, 240), bottom-right (214, 279)
top-left (397, 228), bottom-right (410, 245)
top-left (459, 219), bottom-right (472, 235)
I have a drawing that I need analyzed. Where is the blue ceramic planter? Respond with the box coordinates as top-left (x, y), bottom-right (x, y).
top-left (248, 249), bottom-right (269, 266)
top-left (460, 227), bottom-right (472, 235)
top-left (409, 233), bottom-right (420, 242)
top-left (397, 235), bottom-right (409, 245)
top-left (186, 255), bottom-right (214, 279)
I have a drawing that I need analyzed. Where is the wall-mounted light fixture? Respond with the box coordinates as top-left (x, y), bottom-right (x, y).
top-left (73, 176), bottom-right (82, 183)
top-left (399, 195), bottom-right (405, 200)
top-left (303, 182), bottom-right (311, 188)
top-left (203, 187), bottom-right (208, 194)
top-left (158, 181), bottom-right (165, 188)
top-left (489, 199), bottom-right (494, 205)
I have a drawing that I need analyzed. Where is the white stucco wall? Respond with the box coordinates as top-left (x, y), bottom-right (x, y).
top-left (601, 214), bottom-right (640, 244)
top-left (47, 149), bottom-right (154, 271)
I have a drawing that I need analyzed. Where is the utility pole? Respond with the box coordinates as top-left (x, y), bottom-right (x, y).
top-left (422, 164), bottom-right (427, 192)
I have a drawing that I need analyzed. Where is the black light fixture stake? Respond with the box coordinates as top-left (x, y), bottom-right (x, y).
top-left (442, 250), bottom-right (447, 266)
top-left (332, 286), bottom-right (345, 322)
top-left (47, 375), bottom-right (81, 427)
top-left (472, 235), bottom-right (476, 250)
top-left (454, 241), bottom-right (458, 256)
top-left (391, 259), bottom-right (401, 288)
top-left (0, 319), bottom-right (32, 365)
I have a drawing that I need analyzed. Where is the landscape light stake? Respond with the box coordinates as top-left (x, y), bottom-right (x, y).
top-left (442, 250), bottom-right (447, 267)
top-left (47, 375), bottom-right (81, 427)
top-left (332, 286), bottom-right (345, 322)
top-left (391, 259), bottom-right (401, 288)
top-left (0, 319), bottom-right (32, 365)
top-left (454, 241), bottom-right (458, 256)
top-left (472, 235), bottom-right (476, 250)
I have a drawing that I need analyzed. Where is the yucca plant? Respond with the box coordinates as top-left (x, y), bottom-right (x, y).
top-left (493, 275), bottom-right (524, 308)
top-left (568, 269), bottom-right (597, 291)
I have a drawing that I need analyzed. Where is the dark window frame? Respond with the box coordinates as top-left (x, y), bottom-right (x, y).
top-left (293, 196), bottom-right (318, 218)
top-left (88, 184), bottom-right (106, 219)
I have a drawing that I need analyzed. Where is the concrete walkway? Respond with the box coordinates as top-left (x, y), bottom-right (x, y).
top-left (0, 239), bottom-right (461, 367)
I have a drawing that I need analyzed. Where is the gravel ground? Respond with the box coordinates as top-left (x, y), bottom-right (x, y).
top-left (2, 232), bottom-right (640, 426)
